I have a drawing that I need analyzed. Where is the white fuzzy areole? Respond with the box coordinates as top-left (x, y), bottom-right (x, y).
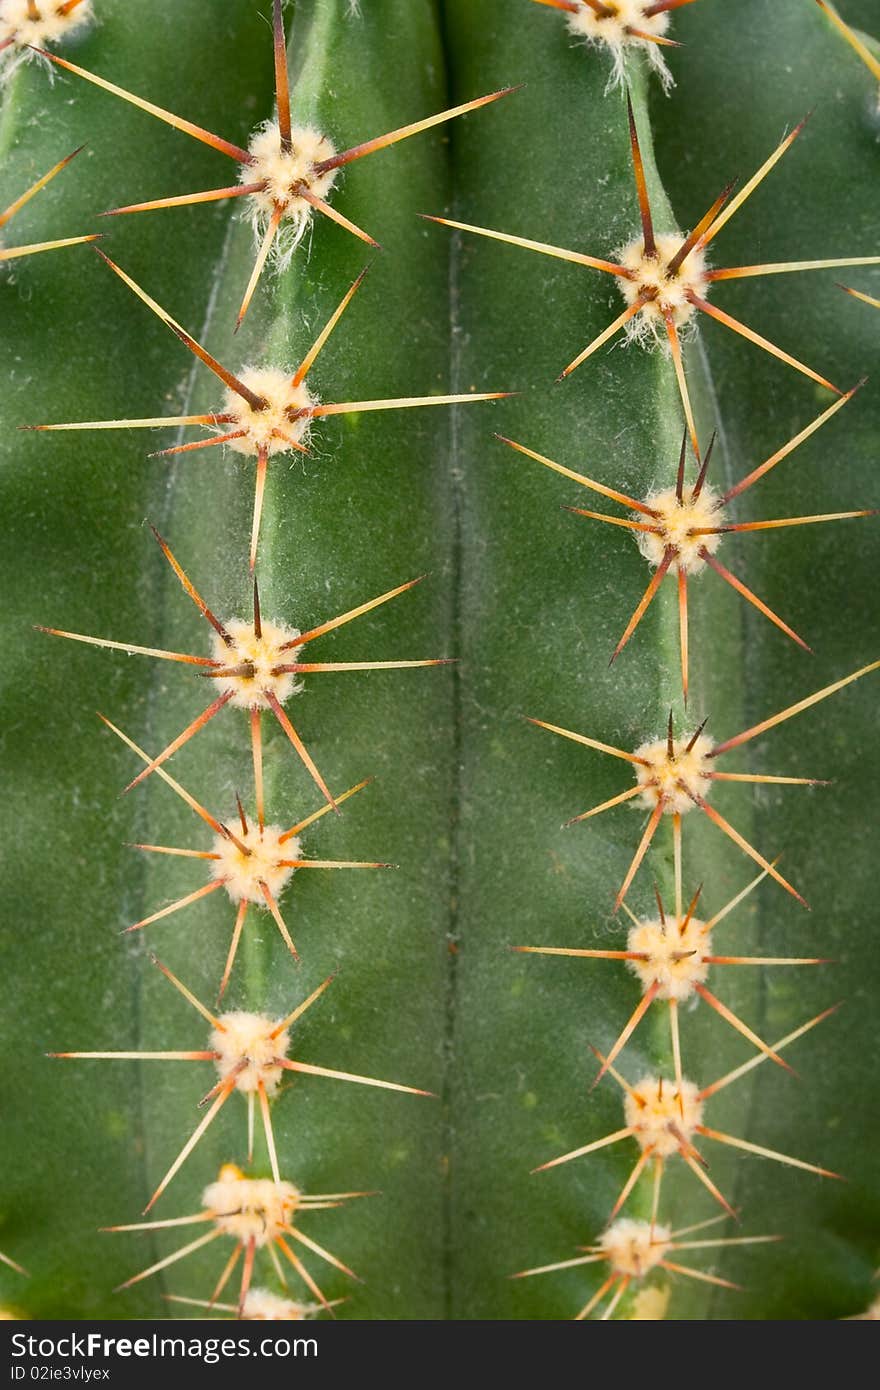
top-left (245, 122), bottom-right (338, 221)
top-left (636, 483), bottom-right (724, 574)
top-left (627, 915), bottom-right (711, 1001)
top-left (625, 1075), bottom-right (703, 1156)
top-left (565, 2), bottom-right (673, 90)
top-left (599, 1218), bottom-right (671, 1278)
top-left (633, 732), bottom-right (715, 815)
top-left (209, 618), bottom-right (303, 710)
top-left (241, 1288), bottom-right (311, 1321)
top-left (567, 0), bottom-right (669, 46)
top-left (0, 0), bottom-right (93, 54)
top-left (204, 1167), bottom-right (300, 1246)
top-left (210, 1012), bottom-right (291, 1095)
top-left (618, 232), bottom-right (709, 341)
top-left (210, 822), bottom-right (298, 905)
top-left (221, 367), bottom-right (317, 458)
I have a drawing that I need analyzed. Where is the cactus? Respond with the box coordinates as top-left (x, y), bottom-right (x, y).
top-left (0, 0), bottom-right (878, 1322)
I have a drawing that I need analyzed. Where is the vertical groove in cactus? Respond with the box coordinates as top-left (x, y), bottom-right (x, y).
top-left (0, 0), bottom-right (877, 1321)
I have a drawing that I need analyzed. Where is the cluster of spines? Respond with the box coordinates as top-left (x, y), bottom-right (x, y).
top-left (0, 1), bottom-right (91, 69)
top-left (3, 0), bottom-right (878, 1320)
top-left (492, 1), bottom-right (878, 1319)
top-left (4, 0), bottom-right (519, 1318)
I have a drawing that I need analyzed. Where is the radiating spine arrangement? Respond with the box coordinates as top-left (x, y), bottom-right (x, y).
top-left (483, 0), bottom-right (877, 1320)
top-left (7, 0), bottom-right (509, 1318)
top-left (2, 0), bottom-right (878, 1321)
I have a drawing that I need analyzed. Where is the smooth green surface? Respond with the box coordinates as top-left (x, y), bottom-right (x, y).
top-left (1, 0), bottom-right (878, 1322)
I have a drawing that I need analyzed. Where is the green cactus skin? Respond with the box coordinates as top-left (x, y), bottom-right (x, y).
top-left (0, 0), bottom-right (878, 1320)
